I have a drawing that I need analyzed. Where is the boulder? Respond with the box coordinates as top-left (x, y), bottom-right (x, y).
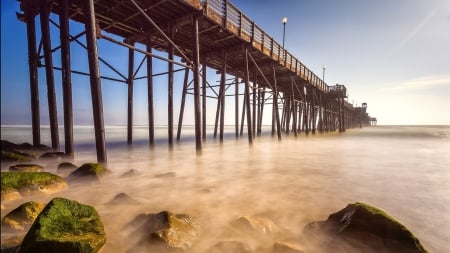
top-left (57, 162), bottom-right (78, 171)
top-left (231, 216), bottom-right (278, 235)
top-left (1, 172), bottom-right (67, 201)
top-left (67, 163), bottom-right (106, 184)
top-left (18, 197), bottom-right (106, 253)
top-left (9, 164), bottom-right (44, 172)
top-left (303, 202), bottom-right (428, 253)
top-left (105, 193), bottom-right (139, 205)
top-left (120, 169), bottom-right (139, 178)
top-left (1, 150), bottom-right (35, 162)
top-left (1, 201), bottom-right (45, 233)
top-left (273, 242), bottom-right (305, 253)
top-left (39, 152), bottom-right (66, 160)
top-left (127, 211), bottom-right (202, 252)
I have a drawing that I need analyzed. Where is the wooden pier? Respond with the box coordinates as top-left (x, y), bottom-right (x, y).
top-left (17, 0), bottom-right (375, 163)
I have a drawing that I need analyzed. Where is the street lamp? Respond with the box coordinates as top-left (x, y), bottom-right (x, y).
top-left (322, 65), bottom-right (326, 82)
top-left (282, 17), bottom-right (288, 49)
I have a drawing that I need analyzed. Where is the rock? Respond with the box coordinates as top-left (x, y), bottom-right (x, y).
top-left (1, 172), bottom-right (67, 201)
top-left (303, 202), bottom-right (428, 253)
top-left (1, 140), bottom-right (50, 151)
top-left (57, 162), bottom-right (78, 171)
top-left (1, 150), bottom-right (35, 162)
top-left (67, 163), bottom-right (106, 184)
top-left (1, 201), bottom-right (45, 233)
top-left (273, 242), bottom-right (305, 253)
top-left (120, 169), bottom-right (139, 178)
top-left (9, 164), bottom-right (44, 172)
top-left (39, 152), bottom-right (66, 160)
top-left (18, 197), bottom-right (106, 253)
top-left (1, 235), bottom-right (22, 252)
top-left (155, 172), bottom-right (176, 178)
top-left (231, 216), bottom-right (278, 235)
top-left (105, 193), bottom-right (139, 205)
top-left (127, 211), bottom-right (202, 252)
top-left (208, 241), bottom-right (252, 253)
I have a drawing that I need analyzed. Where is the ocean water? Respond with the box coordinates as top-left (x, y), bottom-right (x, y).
top-left (1, 125), bottom-right (449, 252)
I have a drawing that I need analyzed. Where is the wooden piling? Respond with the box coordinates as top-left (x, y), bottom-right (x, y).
top-left (146, 42), bottom-right (155, 147)
top-left (177, 68), bottom-right (189, 140)
top-left (83, 0), bottom-right (107, 163)
top-left (202, 61), bottom-right (207, 141)
top-left (24, 3), bottom-right (40, 147)
top-left (235, 77), bottom-right (239, 138)
top-left (59, 0), bottom-right (74, 156)
top-left (243, 47), bottom-right (253, 144)
top-left (127, 46), bottom-right (134, 145)
top-left (192, 16), bottom-right (202, 152)
top-left (168, 29), bottom-right (174, 148)
top-left (39, 0), bottom-right (59, 151)
top-left (219, 50), bottom-right (227, 142)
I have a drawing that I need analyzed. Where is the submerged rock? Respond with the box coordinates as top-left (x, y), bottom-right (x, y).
top-left (208, 241), bottom-right (252, 253)
top-left (120, 169), bottom-right (139, 178)
top-left (231, 216), bottom-right (278, 235)
top-left (1, 172), bottom-right (67, 201)
top-left (127, 211), bottom-right (202, 252)
top-left (67, 163), bottom-right (107, 184)
top-left (9, 164), bottom-right (44, 172)
top-left (1, 201), bottom-right (45, 233)
top-left (303, 202), bottom-right (428, 253)
top-left (18, 197), bottom-right (106, 253)
top-left (105, 192), bottom-right (140, 205)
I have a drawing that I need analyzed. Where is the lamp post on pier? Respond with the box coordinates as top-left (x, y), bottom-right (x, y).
top-left (282, 17), bottom-right (287, 49)
top-left (322, 65), bottom-right (326, 82)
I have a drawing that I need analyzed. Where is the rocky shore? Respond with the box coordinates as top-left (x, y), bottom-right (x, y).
top-left (1, 140), bottom-right (429, 253)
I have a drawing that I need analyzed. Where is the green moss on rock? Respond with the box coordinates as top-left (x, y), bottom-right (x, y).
top-left (9, 164), bottom-right (44, 172)
top-left (1, 201), bottom-right (45, 232)
top-left (1, 150), bottom-right (35, 162)
top-left (67, 163), bottom-right (106, 183)
top-left (19, 197), bottom-right (106, 253)
top-left (1, 172), bottom-right (67, 201)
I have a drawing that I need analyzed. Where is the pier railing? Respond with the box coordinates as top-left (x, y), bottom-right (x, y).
top-left (202, 0), bottom-right (329, 93)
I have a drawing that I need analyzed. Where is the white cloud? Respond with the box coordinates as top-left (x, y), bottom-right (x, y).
top-left (380, 74), bottom-right (450, 92)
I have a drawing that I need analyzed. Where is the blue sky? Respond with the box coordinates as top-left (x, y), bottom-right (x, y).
top-left (2, 0), bottom-right (450, 126)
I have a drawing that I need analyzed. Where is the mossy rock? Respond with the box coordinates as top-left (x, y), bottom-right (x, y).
top-left (9, 164), bottom-right (44, 172)
top-left (39, 152), bottom-right (66, 160)
top-left (304, 202), bottom-right (428, 253)
top-left (57, 162), bottom-right (78, 171)
top-left (18, 197), bottom-right (106, 253)
top-left (1, 172), bottom-right (67, 201)
top-left (67, 163), bottom-right (107, 183)
top-left (1, 150), bottom-right (35, 162)
top-left (105, 193), bottom-right (139, 205)
top-left (128, 211), bottom-right (202, 252)
top-left (1, 201), bottom-right (45, 232)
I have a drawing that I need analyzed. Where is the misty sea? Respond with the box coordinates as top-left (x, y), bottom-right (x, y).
top-left (1, 125), bottom-right (449, 252)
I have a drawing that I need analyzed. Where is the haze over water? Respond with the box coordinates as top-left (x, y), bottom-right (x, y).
top-left (1, 125), bottom-right (449, 252)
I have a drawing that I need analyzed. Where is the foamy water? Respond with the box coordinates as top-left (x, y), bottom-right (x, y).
top-left (1, 125), bottom-right (449, 252)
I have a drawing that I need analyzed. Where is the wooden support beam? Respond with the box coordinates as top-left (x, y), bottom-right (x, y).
top-left (168, 29), bottom-right (174, 148)
top-left (146, 41), bottom-right (155, 147)
top-left (243, 47), bottom-right (253, 144)
top-left (202, 61), bottom-right (207, 141)
top-left (25, 3), bottom-right (40, 146)
top-left (235, 77), bottom-right (239, 138)
top-left (192, 16), bottom-right (202, 152)
top-left (252, 70), bottom-right (257, 138)
top-left (272, 64), bottom-right (282, 140)
top-left (40, 0), bottom-right (59, 151)
top-left (83, 0), bottom-right (107, 163)
top-left (219, 50), bottom-right (227, 142)
top-left (177, 68), bottom-right (190, 141)
top-left (127, 46), bottom-right (134, 145)
top-left (60, 0), bottom-right (74, 156)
